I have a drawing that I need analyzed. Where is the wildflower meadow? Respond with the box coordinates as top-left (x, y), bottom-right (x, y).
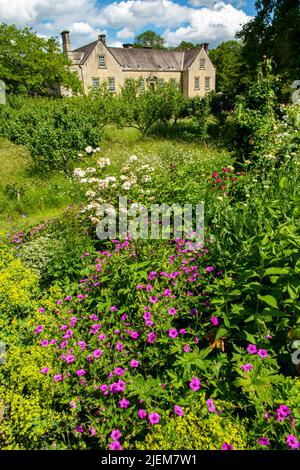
top-left (0, 35), bottom-right (300, 453)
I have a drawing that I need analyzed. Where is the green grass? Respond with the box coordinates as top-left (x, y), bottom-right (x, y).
top-left (0, 128), bottom-right (232, 230)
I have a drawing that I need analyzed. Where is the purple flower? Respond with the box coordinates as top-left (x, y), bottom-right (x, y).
top-left (78, 340), bottom-right (86, 350)
top-left (276, 405), bottom-right (291, 422)
top-left (168, 328), bottom-right (178, 339)
top-left (34, 325), bottom-right (43, 334)
top-left (99, 384), bottom-right (108, 394)
top-left (89, 427), bottom-right (96, 436)
top-left (210, 316), bottom-right (219, 326)
top-left (110, 306), bottom-right (117, 312)
top-left (38, 308), bottom-right (45, 313)
top-left (109, 440), bottom-right (122, 450)
top-left (241, 363), bottom-right (253, 372)
top-left (130, 360), bottom-right (139, 368)
top-left (258, 437), bottom-right (270, 446)
top-left (75, 425), bottom-right (84, 433)
top-left (189, 377), bottom-right (201, 392)
top-left (136, 284), bottom-right (144, 290)
top-left (179, 328), bottom-right (186, 335)
top-left (258, 349), bottom-right (268, 359)
top-left (41, 340), bottom-right (48, 347)
top-left (110, 429), bottom-right (121, 441)
top-left (247, 343), bottom-right (257, 354)
top-left (174, 405), bottom-right (184, 416)
top-left (116, 342), bottom-right (123, 351)
top-left (183, 344), bottom-right (190, 353)
top-left (119, 398), bottom-right (130, 409)
top-left (168, 307), bottom-right (176, 316)
top-left (93, 349), bottom-right (103, 358)
top-left (65, 354), bottom-right (75, 363)
top-left (221, 442), bottom-right (234, 450)
top-left (206, 399), bottom-right (215, 412)
top-left (138, 409), bottom-right (147, 419)
top-left (53, 374), bottom-right (63, 382)
top-left (147, 332), bottom-right (156, 344)
top-left (205, 266), bottom-right (214, 273)
top-left (286, 434), bottom-right (299, 449)
top-left (114, 367), bottom-right (124, 376)
top-left (76, 369), bottom-right (86, 377)
top-left (41, 367), bottom-right (49, 375)
top-left (148, 412), bottom-right (160, 425)
top-left (149, 296), bottom-right (159, 304)
top-left (164, 289), bottom-right (171, 297)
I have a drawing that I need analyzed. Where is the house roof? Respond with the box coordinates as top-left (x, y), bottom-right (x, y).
top-left (72, 42), bottom-right (203, 70)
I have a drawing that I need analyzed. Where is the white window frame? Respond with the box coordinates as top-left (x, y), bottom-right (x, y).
top-left (200, 58), bottom-right (206, 70)
top-left (92, 77), bottom-right (100, 88)
top-left (139, 79), bottom-right (145, 92)
top-left (108, 77), bottom-right (116, 92)
top-left (194, 77), bottom-right (200, 91)
top-left (205, 76), bottom-right (210, 90)
top-left (98, 55), bottom-right (106, 69)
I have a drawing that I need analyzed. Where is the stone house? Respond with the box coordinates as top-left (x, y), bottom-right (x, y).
top-left (61, 31), bottom-right (215, 97)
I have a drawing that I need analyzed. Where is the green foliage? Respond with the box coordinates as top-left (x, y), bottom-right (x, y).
top-left (0, 23), bottom-right (81, 95)
top-left (209, 41), bottom-right (244, 96)
top-left (133, 30), bottom-right (166, 49)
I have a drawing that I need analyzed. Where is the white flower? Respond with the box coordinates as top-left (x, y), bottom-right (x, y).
top-left (85, 146), bottom-right (93, 154)
top-left (85, 167), bottom-right (96, 174)
top-left (98, 180), bottom-right (109, 190)
top-left (85, 190), bottom-right (96, 198)
top-left (97, 158), bottom-right (111, 168)
top-left (73, 168), bottom-right (86, 178)
top-left (142, 175), bottom-right (151, 182)
top-left (129, 155), bottom-right (138, 162)
top-left (106, 176), bottom-right (116, 182)
top-left (122, 181), bottom-right (132, 190)
top-left (120, 175), bottom-right (127, 181)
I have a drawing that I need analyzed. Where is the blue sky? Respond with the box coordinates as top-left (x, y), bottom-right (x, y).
top-left (0, 0), bottom-right (257, 49)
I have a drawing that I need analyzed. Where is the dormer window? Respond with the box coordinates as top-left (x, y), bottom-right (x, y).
top-left (200, 58), bottom-right (205, 70)
top-left (98, 55), bottom-right (106, 68)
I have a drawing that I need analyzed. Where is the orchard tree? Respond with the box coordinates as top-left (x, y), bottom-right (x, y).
top-left (134, 30), bottom-right (166, 49)
top-left (0, 23), bottom-right (82, 95)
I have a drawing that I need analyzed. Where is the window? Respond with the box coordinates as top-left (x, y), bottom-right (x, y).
top-left (140, 79), bottom-right (145, 92)
top-left (200, 58), bottom-right (205, 70)
top-left (194, 77), bottom-right (200, 90)
top-left (108, 77), bottom-right (116, 92)
top-left (92, 78), bottom-right (100, 89)
top-left (205, 77), bottom-right (210, 90)
top-left (158, 79), bottom-right (164, 87)
top-left (98, 55), bottom-right (106, 68)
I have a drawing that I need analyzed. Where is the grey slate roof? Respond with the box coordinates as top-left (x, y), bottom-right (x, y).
top-left (72, 41), bottom-right (202, 70)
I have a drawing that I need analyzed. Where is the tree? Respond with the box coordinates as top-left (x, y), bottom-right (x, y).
top-left (174, 41), bottom-right (199, 51)
top-left (133, 30), bottom-right (166, 49)
top-left (237, 0), bottom-right (300, 84)
top-left (0, 23), bottom-right (82, 95)
top-left (209, 41), bottom-right (245, 96)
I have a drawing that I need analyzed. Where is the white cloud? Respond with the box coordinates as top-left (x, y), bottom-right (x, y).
top-left (0, 0), bottom-right (252, 49)
top-left (116, 27), bottom-right (134, 39)
top-left (109, 40), bottom-right (124, 47)
top-left (163, 3), bottom-right (251, 46)
top-left (71, 22), bottom-right (95, 35)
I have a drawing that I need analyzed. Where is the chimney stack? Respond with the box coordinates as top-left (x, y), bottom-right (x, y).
top-left (61, 30), bottom-right (71, 56)
top-left (203, 43), bottom-right (209, 53)
top-left (98, 34), bottom-right (106, 45)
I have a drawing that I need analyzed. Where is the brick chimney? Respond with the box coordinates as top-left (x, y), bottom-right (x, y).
top-left (98, 34), bottom-right (106, 45)
top-left (61, 30), bottom-right (71, 56)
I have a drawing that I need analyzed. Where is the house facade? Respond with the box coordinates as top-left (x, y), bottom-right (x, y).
top-left (61, 31), bottom-right (216, 97)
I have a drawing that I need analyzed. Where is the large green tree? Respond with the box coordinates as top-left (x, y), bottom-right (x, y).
top-left (209, 40), bottom-right (245, 96)
top-left (0, 23), bottom-right (81, 95)
top-left (133, 30), bottom-right (166, 49)
top-left (237, 0), bottom-right (300, 83)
